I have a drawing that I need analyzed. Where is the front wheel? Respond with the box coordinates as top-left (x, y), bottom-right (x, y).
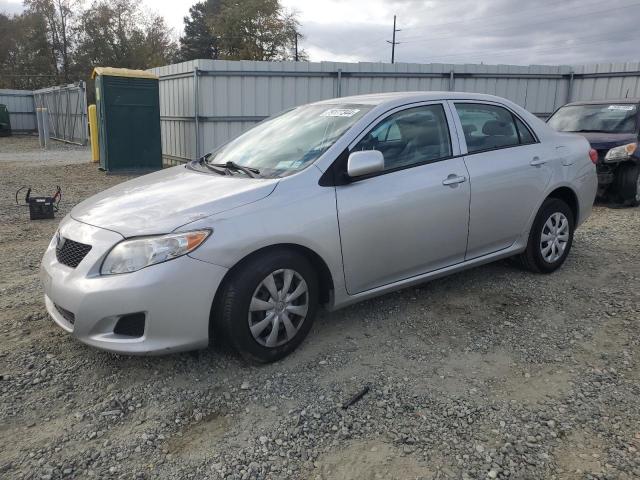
top-left (215, 249), bottom-right (318, 363)
top-left (516, 198), bottom-right (574, 273)
top-left (614, 163), bottom-right (640, 207)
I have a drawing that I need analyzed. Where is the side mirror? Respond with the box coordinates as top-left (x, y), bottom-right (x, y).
top-left (347, 150), bottom-right (384, 177)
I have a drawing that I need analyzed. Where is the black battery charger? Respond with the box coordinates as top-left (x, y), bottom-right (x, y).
top-left (16, 186), bottom-right (62, 220)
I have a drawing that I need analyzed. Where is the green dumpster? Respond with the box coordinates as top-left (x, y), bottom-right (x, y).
top-left (92, 67), bottom-right (162, 173)
top-left (0, 104), bottom-right (11, 137)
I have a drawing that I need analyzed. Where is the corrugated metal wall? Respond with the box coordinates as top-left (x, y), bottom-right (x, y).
top-left (153, 61), bottom-right (199, 163)
top-left (0, 89), bottom-right (36, 132)
top-left (151, 60), bottom-right (640, 164)
top-left (571, 62), bottom-right (640, 101)
top-left (33, 83), bottom-right (89, 145)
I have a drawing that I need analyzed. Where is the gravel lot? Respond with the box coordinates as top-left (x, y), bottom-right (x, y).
top-left (1, 136), bottom-right (639, 480)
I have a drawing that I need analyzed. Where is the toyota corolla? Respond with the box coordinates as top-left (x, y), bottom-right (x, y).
top-left (41, 92), bottom-right (597, 362)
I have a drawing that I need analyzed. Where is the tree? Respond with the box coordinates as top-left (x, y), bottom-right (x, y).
top-left (24, 0), bottom-right (80, 82)
top-left (179, 0), bottom-right (305, 62)
top-left (0, 12), bottom-right (57, 89)
top-left (75, 0), bottom-right (178, 72)
top-left (179, 0), bottom-right (221, 61)
top-left (142, 15), bottom-right (180, 68)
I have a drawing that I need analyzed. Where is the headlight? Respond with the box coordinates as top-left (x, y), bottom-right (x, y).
top-left (101, 230), bottom-right (211, 275)
top-left (604, 143), bottom-right (637, 162)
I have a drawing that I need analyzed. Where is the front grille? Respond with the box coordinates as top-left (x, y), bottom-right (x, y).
top-left (54, 304), bottom-right (75, 325)
top-left (56, 238), bottom-right (92, 268)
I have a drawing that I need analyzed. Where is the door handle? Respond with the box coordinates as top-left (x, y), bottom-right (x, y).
top-left (530, 157), bottom-right (547, 167)
top-left (442, 174), bottom-right (467, 186)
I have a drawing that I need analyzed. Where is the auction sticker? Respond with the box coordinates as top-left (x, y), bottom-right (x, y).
top-left (608, 105), bottom-right (635, 111)
top-left (321, 108), bottom-right (360, 117)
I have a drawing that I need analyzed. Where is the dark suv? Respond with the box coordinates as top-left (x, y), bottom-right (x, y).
top-left (547, 99), bottom-right (639, 206)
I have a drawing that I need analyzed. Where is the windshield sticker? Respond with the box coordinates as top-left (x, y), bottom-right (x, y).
top-left (608, 105), bottom-right (635, 111)
top-left (321, 108), bottom-right (360, 117)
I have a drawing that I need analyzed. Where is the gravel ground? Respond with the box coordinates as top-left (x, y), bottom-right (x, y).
top-left (1, 136), bottom-right (639, 480)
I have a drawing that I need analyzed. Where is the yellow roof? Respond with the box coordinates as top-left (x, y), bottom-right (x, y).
top-left (91, 67), bottom-right (158, 80)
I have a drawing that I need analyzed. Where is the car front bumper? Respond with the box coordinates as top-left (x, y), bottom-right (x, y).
top-left (40, 216), bottom-right (228, 355)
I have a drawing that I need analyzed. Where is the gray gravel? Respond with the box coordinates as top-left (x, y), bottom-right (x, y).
top-left (1, 136), bottom-right (639, 479)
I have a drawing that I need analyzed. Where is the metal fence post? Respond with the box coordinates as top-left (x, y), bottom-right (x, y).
top-left (336, 69), bottom-right (342, 97)
top-left (36, 106), bottom-right (44, 147)
top-left (41, 108), bottom-right (50, 149)
top-left (449, 70), bottom-right (455, 91)
top-left (80, 81), bottom-right (88, 145)
top-left (194, 67), bottom-right (200, 159)
top-left (567, 71), bottom-right (574, 104)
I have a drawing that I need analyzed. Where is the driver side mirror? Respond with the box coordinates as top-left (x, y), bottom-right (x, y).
top-left (347, 150), bottom-right (384, 177)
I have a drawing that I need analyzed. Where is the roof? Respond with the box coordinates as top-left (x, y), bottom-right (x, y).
top-left (91, 67), bottom-right (158, 80)
top-left (564, 98), bottom-right (640, 106)
top-left (312, 91), bottom-right (513, 106)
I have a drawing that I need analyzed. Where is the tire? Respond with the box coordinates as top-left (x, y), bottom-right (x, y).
top-left (516, 198), bottom-right (574, 274)
top-left (613, 163), bottom-right (640, 207)
top-left (215, 249), bottom-right (318, 363)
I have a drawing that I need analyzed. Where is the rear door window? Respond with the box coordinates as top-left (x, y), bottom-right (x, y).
top-left (515, 116), bottom-right (536, 144)
top-left (455, 103), bottom-right (526, 153)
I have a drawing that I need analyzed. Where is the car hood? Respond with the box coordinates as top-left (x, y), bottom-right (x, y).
top-left (71, 166), bottom-right (279, 237)
top-left (573, 132), bottom-right (638, 151)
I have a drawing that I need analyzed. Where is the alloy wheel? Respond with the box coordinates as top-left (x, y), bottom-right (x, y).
top-left (247, 269), bottom-right (309, 348)
top-left (539, 212), bottom-right (569, 263)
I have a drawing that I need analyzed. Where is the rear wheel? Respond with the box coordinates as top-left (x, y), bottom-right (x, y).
top-left (614, 163), bottom-right (640, 207)
top-left (215, 249), bottom-right (318, 363)
top-left (516, 198), bottom-right (574, 273)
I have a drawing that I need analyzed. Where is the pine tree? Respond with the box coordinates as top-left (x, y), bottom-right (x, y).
top-left (179, 1), bottom-right (221, 61)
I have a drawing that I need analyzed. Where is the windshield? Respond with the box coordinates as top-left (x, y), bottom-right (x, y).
top-left (194, 103), bottom-right (372, 178)
top-left (547, 103), bottom-right (638, 134)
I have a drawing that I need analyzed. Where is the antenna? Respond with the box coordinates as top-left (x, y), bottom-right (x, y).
top-left (386, 15), bottom-right (401, 64)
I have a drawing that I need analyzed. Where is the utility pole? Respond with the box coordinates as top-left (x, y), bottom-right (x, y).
top-left (386, 15), bottom-right (401, 63)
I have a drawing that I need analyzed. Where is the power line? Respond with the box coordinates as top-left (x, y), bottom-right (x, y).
top-left (399, 1), bottom-right (640, 44)
top-left (397, 0), bottom-right (612, 34)
top-left (386, 15), bottom-right (401, 64)
top-left (422, 30), bottom-right (632, 62)
top-left (428, 36), bottom-right (638, 64)
top-left (365, 0), bottom-right (615, 47)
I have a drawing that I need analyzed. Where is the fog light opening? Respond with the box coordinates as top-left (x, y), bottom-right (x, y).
top-left (113, 312), bottom-right (146, 338)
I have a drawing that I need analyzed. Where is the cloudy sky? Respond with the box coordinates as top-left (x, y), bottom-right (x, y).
top-left (2, 0), bottom-right (639, 66)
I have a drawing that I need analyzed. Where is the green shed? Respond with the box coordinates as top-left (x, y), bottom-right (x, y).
top-left (0, 104), bottom-right (11, 137)
top-left (92, 67), bottom-right (162, 173)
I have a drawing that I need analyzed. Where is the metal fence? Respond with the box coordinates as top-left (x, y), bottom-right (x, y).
top-left (33, 82), bottom-right (88, 145)
top-left (151, 60), bottom-right (640, 165)
top-left (0, 89), bottom-right (37, 133)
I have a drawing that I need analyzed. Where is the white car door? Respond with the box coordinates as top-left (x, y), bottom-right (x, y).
top-left (334, 102), bottom-right (471, 294)
top-left (450, 101), bottom-right (552, 260)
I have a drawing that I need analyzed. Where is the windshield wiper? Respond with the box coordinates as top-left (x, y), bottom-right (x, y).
top-left (209, 161), bottom-right (260, 178)
top-left (196, 154), bottom-right (226, 175)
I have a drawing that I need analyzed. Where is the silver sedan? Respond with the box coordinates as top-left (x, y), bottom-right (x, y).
top-left (41, 92), bottom-right (597, 362)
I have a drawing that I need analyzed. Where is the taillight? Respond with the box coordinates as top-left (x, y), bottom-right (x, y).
top-left (589, 148), bottom-right (598, 164)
